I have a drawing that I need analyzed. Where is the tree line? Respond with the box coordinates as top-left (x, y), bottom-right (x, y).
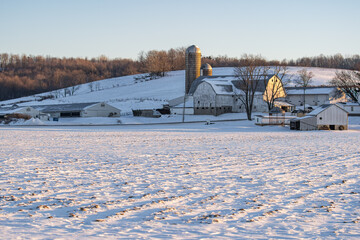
top-left (0, 49), bottom-right (360, 101)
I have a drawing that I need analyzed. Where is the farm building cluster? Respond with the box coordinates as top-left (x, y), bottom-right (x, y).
top-left (0, 102), bottom-right (120, 123)
top-left (1, 44), bottom-right (358, 130)
top-left (167, 45), bottom-right (359, 130)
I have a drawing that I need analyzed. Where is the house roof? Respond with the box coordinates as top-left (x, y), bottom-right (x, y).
top-left (0, 106), bottom-right (34, 115)
top-left (274, 100), bottom-right (294, 107)
top-left (285, 86), bottom-right (336, 95)
top-left (188, 74), bottom-right (276, 95)
top-left (339, 102), bottom-right (360, 106)
top-left (31, 102), bottom-right (100, 113)
top-left (308, 104), bottom-right (348, 116)
top-left (292, 115), bottom-right (317, 121)
top-left (172, 98), bottom-right (194, 108)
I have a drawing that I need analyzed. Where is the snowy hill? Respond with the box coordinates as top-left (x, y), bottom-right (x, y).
top-left (0, 67), bottom-right (339, 115)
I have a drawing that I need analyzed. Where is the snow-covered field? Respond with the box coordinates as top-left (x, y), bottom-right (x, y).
top-left (1, 121), bottom-right (360, 239)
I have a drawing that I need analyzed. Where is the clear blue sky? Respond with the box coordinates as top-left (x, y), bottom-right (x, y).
top-left (1, 0), bottom-right (359, 61)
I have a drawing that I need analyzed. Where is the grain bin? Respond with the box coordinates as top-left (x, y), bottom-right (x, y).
top-left (201, 63), bottom-right (212, 76)
top-left (185, 45), bottom-right (201, 93)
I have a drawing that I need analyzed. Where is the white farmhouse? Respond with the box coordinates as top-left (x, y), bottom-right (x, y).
top-left (339, 102), bottom-right (360, 116)
top-left (285, 86), bottom-right (345, 107)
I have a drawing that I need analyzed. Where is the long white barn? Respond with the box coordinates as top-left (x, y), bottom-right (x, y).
top-left (32, 102), bottom-right (120, 118)
top-left (285, 86), bottom-right (345, 107)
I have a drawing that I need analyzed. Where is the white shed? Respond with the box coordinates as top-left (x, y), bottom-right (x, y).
top-left (308, 104), bottom-right (348, 130)
top-left (0, 106), bottom-right (39, 119)
top-left (169, 96), bottom-right (194, 115)
top-left (82, 102), bottom-right (121, 117)
top-left (290, 116), bottom-right (317, 131)
top-left (255, 115), bottom-right (297, 126)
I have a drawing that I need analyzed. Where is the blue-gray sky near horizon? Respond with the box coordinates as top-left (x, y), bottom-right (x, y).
top-left (1, 0), bottom-right (359, 61)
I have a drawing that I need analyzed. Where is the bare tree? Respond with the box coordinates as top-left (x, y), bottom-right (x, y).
top-left (263, 65), bottom-right (289, 111)
top-left (145, 50), bottom-right (170, 78)
top-left (330, 70), bottom-right (360, 103)
top-left (294, 69), bottom-right (314, 111)
top-left (69, 85), bottom-right (80, 96)
top-left (88, 82), bottom-right (94, 92)
top-left (234, 55), bottom-right (269, 120)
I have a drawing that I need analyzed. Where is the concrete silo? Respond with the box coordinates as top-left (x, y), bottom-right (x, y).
top-left (201, 63), bottom-right (212, 76)
top-left (185, 45), bottom-right (201, 93)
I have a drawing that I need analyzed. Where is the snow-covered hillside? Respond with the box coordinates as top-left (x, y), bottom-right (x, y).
top-left (0, 122), bottom-right (359, 239)
top-left (0, 67), bottom-right (339, 115)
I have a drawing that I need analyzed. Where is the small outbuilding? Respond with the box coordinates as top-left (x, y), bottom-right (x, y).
top-left (290, 116), bottom-right (317, 130)
top-left (290, 104), bottom-right (348, 130)
top-left (0, 106), bottom-right (39, 119)
top-left (308, 104), bottom-right (348, 130)
top-left (132, 109), bottom-right (161, 118)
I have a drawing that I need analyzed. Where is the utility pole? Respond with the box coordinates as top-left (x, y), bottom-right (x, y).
top-left (182, 94), bottom-right (186, 123)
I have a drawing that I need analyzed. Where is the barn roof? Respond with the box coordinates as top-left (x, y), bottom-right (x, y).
top-left (0, 106), bottom-right (34, 115)
top-left (285, 86), bottom-right (337, 95)
top-left (188, 74), bottom-right (276, 95)
top-left (31, 102), bottom-right (99, 113)
top-left (308, 104), bottom-right (348, 116)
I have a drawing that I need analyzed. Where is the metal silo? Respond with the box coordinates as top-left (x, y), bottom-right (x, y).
top-left (185, 45), bottom-right (201, 93)
top-left (201, 63), bottom-right (213, 76)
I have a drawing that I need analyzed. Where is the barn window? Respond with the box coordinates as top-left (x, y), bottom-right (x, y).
top-left (351, 106), bottom-right (354, 111)
top-left (320, 117), bottom-right (322, 120)
top-left (198, 101), bottom-right (200, 104)
top-left (26, 108), bottom-right (31, 111)
top-left (101, 103), bottom-right (105, 107)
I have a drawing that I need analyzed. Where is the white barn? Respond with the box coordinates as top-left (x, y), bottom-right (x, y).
top-left (188, 75), bottom-right (274, 116)
top-left (33, 102), bottom-right (120, 118)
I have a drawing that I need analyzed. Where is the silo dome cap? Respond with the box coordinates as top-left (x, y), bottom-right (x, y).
top-left (201, 63), bottom-right (212, 69)
top-left (186, 45), bottom-right (201, 53)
